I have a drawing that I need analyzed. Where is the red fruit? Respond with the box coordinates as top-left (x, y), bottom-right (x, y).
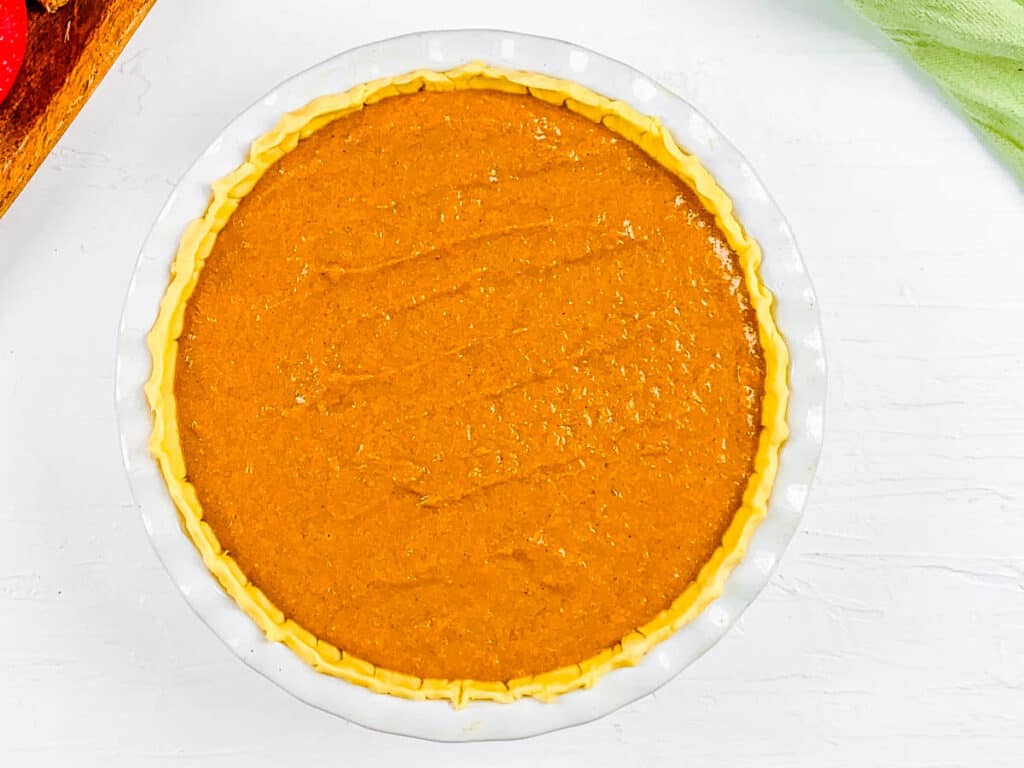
top-left (0, 0), bottom-right (28, 104)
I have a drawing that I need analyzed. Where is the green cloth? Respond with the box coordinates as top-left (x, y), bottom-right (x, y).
top-left (850, 0), bottom-right (1024, 183)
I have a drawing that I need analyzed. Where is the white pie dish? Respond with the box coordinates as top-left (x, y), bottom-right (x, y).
top-left (115, 29), bottom-right (826, 741)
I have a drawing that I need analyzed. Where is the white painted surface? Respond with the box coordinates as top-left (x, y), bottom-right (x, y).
top-left (1, 0), bottom-right (1021, 763)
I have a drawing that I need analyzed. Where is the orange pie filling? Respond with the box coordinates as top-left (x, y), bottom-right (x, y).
top-left (147, 65), bottom-right (788, 705)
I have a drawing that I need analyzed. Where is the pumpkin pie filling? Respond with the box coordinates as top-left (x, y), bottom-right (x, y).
top-left (148, 65), bottom-right (788, 703)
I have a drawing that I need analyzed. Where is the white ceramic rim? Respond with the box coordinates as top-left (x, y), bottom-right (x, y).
top-left (115, 29), bottom-right (826, 742)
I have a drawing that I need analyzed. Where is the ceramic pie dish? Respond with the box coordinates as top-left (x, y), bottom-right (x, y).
top-left (116, 30), bottom-right (825, 741)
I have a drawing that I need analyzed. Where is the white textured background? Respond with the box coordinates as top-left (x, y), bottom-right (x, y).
top-left (1, 0), bottom-right (1022, 764)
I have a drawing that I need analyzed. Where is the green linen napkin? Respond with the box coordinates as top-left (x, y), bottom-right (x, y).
top-left (850, 0), bottom-right (1024, 182)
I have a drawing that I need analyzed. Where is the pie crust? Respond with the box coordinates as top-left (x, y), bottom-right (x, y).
top-left (145, 63), bottom-right (789, 706)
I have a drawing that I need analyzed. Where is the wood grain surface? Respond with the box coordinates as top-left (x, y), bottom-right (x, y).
top-left (0, 0), bottom-right (154, 217)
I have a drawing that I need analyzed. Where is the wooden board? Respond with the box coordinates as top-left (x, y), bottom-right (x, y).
top-left (0, 0), bottom-right (155, 217)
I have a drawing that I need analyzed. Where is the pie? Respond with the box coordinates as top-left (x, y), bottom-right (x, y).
top-left (146, 64), bottom-right (788, 705)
